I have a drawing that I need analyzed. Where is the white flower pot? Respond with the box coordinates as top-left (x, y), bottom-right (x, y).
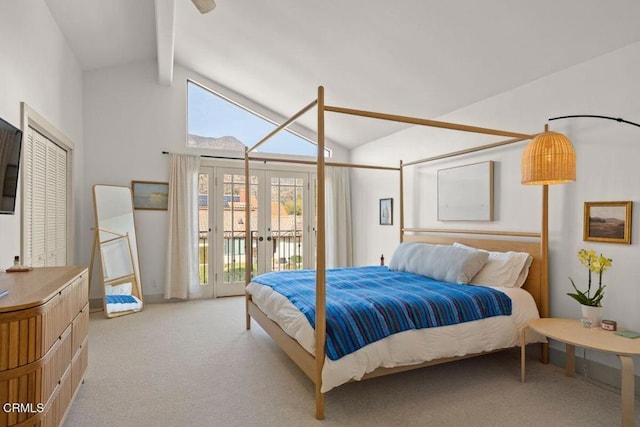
top-left (580, 304), bottom-right (602, 327)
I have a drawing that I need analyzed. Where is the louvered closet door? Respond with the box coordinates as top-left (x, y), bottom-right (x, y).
top-left (24, 128), bottom-right (47, 266)
top-left (23, 127), bottom-right (68, 267)
top-left (47, 141), bottom-right (67, 265)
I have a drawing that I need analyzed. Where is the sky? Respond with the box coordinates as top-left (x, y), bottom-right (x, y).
top-left (589, 206), bottom-right (626, 220)
top-left (187, 83), bottom-right (320, 156)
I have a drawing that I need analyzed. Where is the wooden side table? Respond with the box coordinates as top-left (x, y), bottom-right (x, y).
top-left (521, 318), bottom-right (640, 427)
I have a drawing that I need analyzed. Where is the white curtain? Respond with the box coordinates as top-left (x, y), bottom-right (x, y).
top-left (165, 154), bottom-right (201, 299)
top-left (325, 166), bottom-right (353, 267)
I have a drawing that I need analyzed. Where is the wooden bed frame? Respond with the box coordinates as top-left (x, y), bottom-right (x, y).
top-left (243, 87), bottom-right (548, 419)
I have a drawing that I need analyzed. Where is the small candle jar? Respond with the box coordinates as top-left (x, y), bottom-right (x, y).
top-left (601, 320), bottom-right (617, 331)
top-left (580, 318), bottom-right (593, 328)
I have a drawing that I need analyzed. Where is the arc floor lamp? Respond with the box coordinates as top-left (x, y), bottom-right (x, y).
top-left (519, 114), bottom-right (639, 362)
top-left (522, 114), bottom-right (640, 184)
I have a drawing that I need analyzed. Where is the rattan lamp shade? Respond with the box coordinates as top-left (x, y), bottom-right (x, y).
top-left (521, 131), bottom-right (576, 185)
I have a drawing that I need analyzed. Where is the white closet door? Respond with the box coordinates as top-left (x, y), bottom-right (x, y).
top-left (30, 129), bottom-right (48, 267)
top-left (23, 129), bottom-right (34, 265)
top-left (54, 144), bottom-right (67, 265)
top-left (23, 127), bottom-right (68, 267)
top-left (45, 141), bottom-right (67, 265)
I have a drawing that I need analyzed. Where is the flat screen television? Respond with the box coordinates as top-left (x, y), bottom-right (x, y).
top-left (0, 116), bottom-right (23, 215)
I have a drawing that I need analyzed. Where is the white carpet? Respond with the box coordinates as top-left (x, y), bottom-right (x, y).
top-left (64, 298), bottom-right (636, 426)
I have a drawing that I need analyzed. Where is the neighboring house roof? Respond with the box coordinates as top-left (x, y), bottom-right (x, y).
top-left (199, 209), bottom-right (303, 235)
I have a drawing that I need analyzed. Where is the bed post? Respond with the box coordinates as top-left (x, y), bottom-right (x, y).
top-left (315, 86), bottom-right (327, 420)
top-left (244, 149), bottom-right (251, 330)
top-left (399, 160), bottom-right (404, 243)
top-left (541, 184), bottom-right (549, 362)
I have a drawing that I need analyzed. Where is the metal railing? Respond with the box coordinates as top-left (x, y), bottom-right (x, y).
top-left (199, 230), bottom-right (304, 285)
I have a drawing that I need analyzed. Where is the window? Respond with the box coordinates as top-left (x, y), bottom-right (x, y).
top-left (187, 81), bottom-right (329, 157)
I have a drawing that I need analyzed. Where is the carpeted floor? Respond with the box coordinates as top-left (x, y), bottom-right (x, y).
top-left (64, 298), bottom-right (635, 426)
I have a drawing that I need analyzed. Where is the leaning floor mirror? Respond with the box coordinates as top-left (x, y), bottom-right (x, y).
top-left (91, 184), bottom-right (144, 318)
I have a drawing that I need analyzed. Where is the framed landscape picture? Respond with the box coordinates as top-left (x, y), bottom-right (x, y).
top-left (132, 181), bottom-right (169, 210)
top-left (583, 201), bottom-right (632, 244)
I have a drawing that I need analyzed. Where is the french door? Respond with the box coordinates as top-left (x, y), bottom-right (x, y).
top-left (198, 165), bottom-right (315, 298)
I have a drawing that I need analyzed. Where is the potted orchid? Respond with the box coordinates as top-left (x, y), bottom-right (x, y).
top-left (568, 249), bottom-right (613, 307)
top-left (568, 249), bottom-right (612, 326)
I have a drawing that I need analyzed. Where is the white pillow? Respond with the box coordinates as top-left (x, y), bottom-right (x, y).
top-left (389, 242), bottom-right (489, 284)
top-left (453, 242), bottom-right (533, 288)
top-left (105, 282), bottom-right (133, 295)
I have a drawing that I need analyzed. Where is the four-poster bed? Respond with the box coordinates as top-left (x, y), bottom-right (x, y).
top-left (243, 86), bottom-right (549, 419)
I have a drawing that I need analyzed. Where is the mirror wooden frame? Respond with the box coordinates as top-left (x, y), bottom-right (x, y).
top-left (90, 184), bottom-right (144, 318)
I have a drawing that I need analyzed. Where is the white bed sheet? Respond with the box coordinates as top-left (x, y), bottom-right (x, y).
top-left (106, 295), bottom-right (143, 314)
top-left (246, 281), bottom-right (545, 392)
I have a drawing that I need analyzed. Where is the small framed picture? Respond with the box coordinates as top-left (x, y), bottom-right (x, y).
top-left (379, 198), bottom-right (393, 225)
top-left (131, 181), bottom-right (169, 210)
top-left (584, 201), bottom-right (632, 244)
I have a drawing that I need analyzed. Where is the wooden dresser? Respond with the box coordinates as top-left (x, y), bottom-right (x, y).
top-left (0, 267), bottom-right (88, 427)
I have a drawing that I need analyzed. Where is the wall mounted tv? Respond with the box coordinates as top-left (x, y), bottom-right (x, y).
top-left (0, 116), bottom-right (23, 215)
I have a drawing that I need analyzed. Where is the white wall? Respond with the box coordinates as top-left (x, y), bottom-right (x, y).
top-left (351, 41), bottom-right (640, 372)
top-left (5, 0), bottom-right (636, 375)
top-left (82, 61), bottom-right (349, 299)
top-left (0, 0), bottom-right (83, 268)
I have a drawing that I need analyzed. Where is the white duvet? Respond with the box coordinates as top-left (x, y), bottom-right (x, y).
top-left (106, 295), bottom-right (143, 314)
top-left (246, 282), bottom-right (544, 392)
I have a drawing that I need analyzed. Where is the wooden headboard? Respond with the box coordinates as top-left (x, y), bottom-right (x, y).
top-left (402, 234), bottom-right (545, 317)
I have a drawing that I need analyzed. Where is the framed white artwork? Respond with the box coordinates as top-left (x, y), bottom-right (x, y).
top-left (380, 198), bottom-right (393, 225)
top-left (437, 161), bottom-right (494, 221)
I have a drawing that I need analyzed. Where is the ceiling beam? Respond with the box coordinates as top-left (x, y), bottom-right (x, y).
top-left (154, 0), bottom-right (176, 86)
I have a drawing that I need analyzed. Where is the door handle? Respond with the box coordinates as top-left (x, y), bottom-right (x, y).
top-left (266, 236), bottom-right (272, 242)
top-left (258, 236), bottom-right (264, 242)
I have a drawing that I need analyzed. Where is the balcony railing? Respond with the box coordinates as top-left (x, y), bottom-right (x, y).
top-left (199, 230), bottom-right (304, 285)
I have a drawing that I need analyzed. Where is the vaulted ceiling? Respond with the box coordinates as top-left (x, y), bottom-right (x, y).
top-left (44, 0), bottom-right (640, 149)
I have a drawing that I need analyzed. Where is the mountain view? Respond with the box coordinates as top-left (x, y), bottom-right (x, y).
top-left (188, 134), bottom-right (246, 151)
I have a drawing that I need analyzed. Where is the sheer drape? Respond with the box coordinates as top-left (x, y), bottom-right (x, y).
top-left (165, 154), bottom-right (201, 299)
top-left (325, 166), bottom-right (353, 267)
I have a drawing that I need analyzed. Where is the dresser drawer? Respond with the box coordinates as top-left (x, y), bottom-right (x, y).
top-left (71, 305), bottom-right (89, 356)
top-left (0, 267), bottom-right (88, 427)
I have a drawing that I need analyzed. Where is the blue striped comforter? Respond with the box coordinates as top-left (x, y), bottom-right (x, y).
top-left (252, 266), bottom-right (512, 361)
top-left (105, 295), bottom-right (137, 304)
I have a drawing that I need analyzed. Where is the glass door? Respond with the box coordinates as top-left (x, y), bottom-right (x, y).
top-left (200, 165), bottom-right (315, 298)
top-left (265, 172), bottom-right (310, 273)
top-left (196, 169), bottom-right (214, 298)
top-left (213, 168), bottom-right (262, 297)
